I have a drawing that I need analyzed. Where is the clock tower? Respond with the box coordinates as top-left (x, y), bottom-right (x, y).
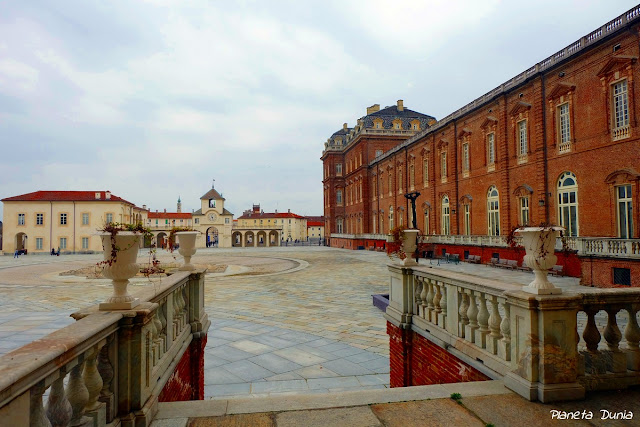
top-left (191, 184), bottom-right (234, 248)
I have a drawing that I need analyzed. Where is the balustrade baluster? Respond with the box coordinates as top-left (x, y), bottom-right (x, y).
top-left (487, 295), bottom-right (502, 355)
top-left (419, 279), bottom-right (428, 319)
top-left (476, 293), bottom-right (490, 349)
top-left (582, 308), bottom-right (606, 374)
top-left (83, 345), bottom-right (104, 412)
top-left (173, 292), bottom-right (180, 336)
top-left (458, 292), bottom-right (469, 338)
top-left (414, 279), bottom-right (423, 317)
top-left (30, 383), bottom-right (51, 427)
top-left (159, 300), bottom-right (168, 350)
top-left (46, 373), bottom-right (72, 427)
top-left (604, 308), bottom-right (626, 372)
top-left (433, 283), bottom-right (442, 323)
top-left (624, 307), bottom-right (640, 371)
top-left (499, 300), bottom-right (511, 361)
top-left (426, 279), bottom-right (435, 322)
top-left (66, 361), bottom-right (89, 426)
top-left (97, 337), bottom-right (115, 423)
top-left (439, 283), bottom-right (447, 319)
top-left (466, 292), bottom-right (479, 344)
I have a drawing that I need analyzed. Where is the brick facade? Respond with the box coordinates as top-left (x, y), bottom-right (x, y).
top-left (387, 322), bottom-right (490, 387)
top-left (323, 10), bottom-right (640, 287)
top-left (158, 334), bottom-right (207, 402)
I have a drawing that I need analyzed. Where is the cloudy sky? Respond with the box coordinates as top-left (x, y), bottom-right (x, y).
top-left (1, 0), bottom-right (637, 220)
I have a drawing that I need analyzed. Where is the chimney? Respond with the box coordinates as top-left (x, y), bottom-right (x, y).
top-left (367, 104), bottom-right (380, 115)
top-left (275, 209), bottom-right (278, 214)
top-left (397, 100), bottom-right (404, 111)
top-left (343, 123), bottom-right (348, 131)
top-left (288, 208), bottom-right (291, 213)
top-left (142, 204), bottom-right (147, 210)
top-left (164, 208), bottom-right (166, 213)
top-left (105, 191), bottom-right (111, 200)
top-left (253, 204), bottom-right (260, 214)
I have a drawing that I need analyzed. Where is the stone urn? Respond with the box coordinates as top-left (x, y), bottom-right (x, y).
top-left (400, 229), bottom-right (419, 266)
top-left (99, 232), bottom-right (141, 310)
top-left (176, 231), bottom-right (198, 271)
top-left (516, 226), bottom-right (564, 295)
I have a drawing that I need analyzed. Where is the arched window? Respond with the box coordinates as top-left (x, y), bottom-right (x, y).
top-left (558, 172), bottom-right (579, 236)
top-left (441, 196), bottom-right (450, 235)
top-left (389, 206), bottom-right (394, 231)
top-left (487, 186), bottom-right (500, 236)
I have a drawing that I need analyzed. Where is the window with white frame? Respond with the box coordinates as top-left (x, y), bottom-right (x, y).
top-left (388, 172), bottom-right (392, 195)
top-left (558, 171), bottom-right (579, 237)
top-left (36, 238), bottom-right (43, 250)
top-left (18, 213), bottom-right (25, 225)
top-left (336, 218), bottom-right (343, 233)
top-left (60, 237), bottom-right (67, 249)
top-left (558, 103), bottom-right (571, 152)
top-left (519, 197), bottom-right (530, 226)
top-left (517, 120), bottom-right (527, 158)
top-left (106, 213), bottom-right (113, 224)
top-left (336, 190), bottom-right (343, 205)
top-left (82, 213), bottom-right (89, 225)
top-left (462, 142), bottom-right (470, 176)
top-left (487, 133), bottom-right (495, 167)
top-left (613, 79), bottom-right (630, 140)
top-left (336, 163), bottom-right (342, 176)
top-left (487, 186), bottom-right (500, 236)
top-left (399, 209), bottom-right (403, 226)
top-left (60, 213), bottom-right (67, 225)
top-left (82, 237), bottom-right (89, 249)
top-left (36, 213), bottom-right (43, 225)
top-left (463, 204), bottom-right (471, 236)
top-left (617, 184), bottom-right (633, 239)
top-left (441, 152), bottom-right (447, 182)
top-left (441, 196), bottom-right (450, 235)
top-left (389, 206), bottom-right (394, 230)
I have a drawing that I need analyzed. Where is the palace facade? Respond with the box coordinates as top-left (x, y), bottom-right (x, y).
top-left (322, 8), bottom-right (640, 287)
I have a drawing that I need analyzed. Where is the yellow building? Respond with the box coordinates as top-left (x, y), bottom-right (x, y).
top-left (306, 216), bottom-right (325, 242)
top-left (1, 190), bottom-right (147, 254)
top-left (233, 204), bottom-right (307, 247)
top-left (191, 186), bottom-right (234, 248)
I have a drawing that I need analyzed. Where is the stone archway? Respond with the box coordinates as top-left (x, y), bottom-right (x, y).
top-left (269, 231), bottom-right (279, 246)
top-left (232, 231), bottom-right (243, 247)
top-left (245, 231), bottom-right (255, 247)
top-left (206, 227), bottom-right (219, 248)
top-left (257, 231), bottom-right (267, 247)
top-left (157, 232), bottom-right (167, 249)
top-left (15, 232), bottom-right (27, 252)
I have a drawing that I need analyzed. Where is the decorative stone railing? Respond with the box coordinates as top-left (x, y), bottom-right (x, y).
top-left (385, 265), bottom-right (640, 402)
top-left (612, 124), bottom-right (631, 141)
top-left (578, 237), bottom-right (640, 259)
top-left (0, 270), bottom-right (209, 427)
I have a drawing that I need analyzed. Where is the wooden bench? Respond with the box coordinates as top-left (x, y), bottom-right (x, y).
top-left (466, 254), bottom-right (481, 264)
top-left (550, 265), bottom-right (565, 276)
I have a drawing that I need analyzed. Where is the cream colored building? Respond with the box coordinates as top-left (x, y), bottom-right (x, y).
top-left (191, 187), bottom-right (234, 248)
top-left (1, 190), bottom-right (147, 254)
top-left (232, 204), bottom-right (307, 247)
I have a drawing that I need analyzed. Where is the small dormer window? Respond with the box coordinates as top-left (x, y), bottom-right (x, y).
top-left (395, 123), bottom-right (400, 129)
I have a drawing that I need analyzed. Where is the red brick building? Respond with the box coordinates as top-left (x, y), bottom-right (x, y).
top-left (322, 7), bottom-right (640, 287)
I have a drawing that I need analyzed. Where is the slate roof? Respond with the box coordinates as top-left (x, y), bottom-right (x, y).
top-left (1, 191), bottom-right (134, 205)
top-left (200, 188), bottom-right (225, 201)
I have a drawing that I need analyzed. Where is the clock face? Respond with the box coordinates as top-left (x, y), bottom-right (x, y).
top-left (208, 213), bottom-right (217, 221)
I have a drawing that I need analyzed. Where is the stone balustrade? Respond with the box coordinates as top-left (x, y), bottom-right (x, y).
top-left (385, 264), bottom-right (640, 402)
top-left (0, 270), bottom-right (209, 427)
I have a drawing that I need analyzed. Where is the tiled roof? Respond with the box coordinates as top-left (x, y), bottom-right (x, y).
top-left (305, 216), bottom-right (325, 223)
top-left (307, 221), bottom-right (324, 227)
top-left (148, 212), bottom-right (192, 219)
top-left (1, 191), bottom-right (134, 205)
top-left (237, 212), bottom-right (305, 220)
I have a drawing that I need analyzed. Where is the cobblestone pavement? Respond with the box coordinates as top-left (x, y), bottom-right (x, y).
top-left (0, 248), bottom-right (637, 400)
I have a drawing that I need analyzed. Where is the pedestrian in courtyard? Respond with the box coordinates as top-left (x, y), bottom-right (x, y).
top-left (51, 248), bottom-right (55, 256)
top-left (14, 249), bottom-right (19, 258)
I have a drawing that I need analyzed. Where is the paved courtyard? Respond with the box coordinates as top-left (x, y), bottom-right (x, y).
top-left (0, 246), bottom-right (630, 400)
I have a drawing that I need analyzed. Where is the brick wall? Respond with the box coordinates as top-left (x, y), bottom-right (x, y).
top-left (158, 334), bottom-right (207, 402)
top-left (580, 257), bottom-right (640, 288)
top-left (388, 321), bottom-right (490, 387)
